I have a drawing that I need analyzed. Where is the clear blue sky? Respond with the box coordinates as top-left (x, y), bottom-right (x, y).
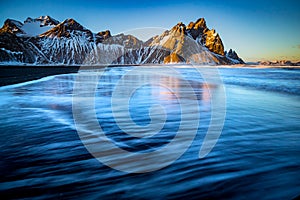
top-left (0, 0), bottom-right (299, 62)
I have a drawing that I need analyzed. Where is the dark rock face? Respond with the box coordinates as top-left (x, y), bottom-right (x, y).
top-left (0, 16), bottom-right (244, 65)
top-left (0, 19), bottom-right (25, 35)
top-left (103, 33), bottom-right (144, 49)
top-left (186, 18), bottom-right (224, 55)
top-left (0, 32), bottom-right (48, 63)
top-left (186, 18), bottom-right (207, 40)
top-left (96, 30), bottom-right (111, 42)
top-left (24, 16), bottom-right (59, 27)
top-left (204, 29), bottom-right (224, 55)
top-left (97, 30), bottom-right (111, 38)
top-left (40, 19), bottom-right (93, 39)
top-left (225, 49), bottom-right (244, 64)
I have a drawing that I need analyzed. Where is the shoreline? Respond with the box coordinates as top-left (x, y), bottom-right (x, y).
top-left (217, 64), bottom-right (300, 69)
top-left (0, 64), bottom-right (299, 87)
top-left (0, 66), bottom-right (80, 86)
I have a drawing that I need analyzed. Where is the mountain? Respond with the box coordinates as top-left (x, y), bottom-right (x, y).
top-left (258, 60), bottom-right (300, 66)
top-left (0, 16), bottom-right (244, 65)
top-left (40, 18), bottom-right (93, 38)
top-left (0, 19), bottom-right (25, 35)
top-left (0, 16), bottom-right (58, 37)
top-left (146, 19), bottom-right (242, 64)
top-left (225, 49), bottom-right (244, 64)
top-left (25, 16), bottom-right (59, 27)
top-left (186, 18), bottom-right (224, 55)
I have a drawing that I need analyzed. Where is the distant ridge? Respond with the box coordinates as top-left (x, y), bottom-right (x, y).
top-left (0, 16), bottom-right (244, 65)
top-left (258, 60), bottom-right (300, 66)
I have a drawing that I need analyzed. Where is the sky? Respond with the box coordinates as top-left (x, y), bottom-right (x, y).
top-left (0, 0), bottom-right (299, 62)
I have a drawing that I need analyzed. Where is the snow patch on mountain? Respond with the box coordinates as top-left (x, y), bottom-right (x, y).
top-left (20, 22), bottom-right (55, 37)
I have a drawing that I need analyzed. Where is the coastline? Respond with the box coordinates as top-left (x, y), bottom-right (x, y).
top-left (0, 64), bottom-right (299, 87)
top-left (217, 64), bottom-right (300, 69)
top-left (0, 66), bottom-right (80, 86)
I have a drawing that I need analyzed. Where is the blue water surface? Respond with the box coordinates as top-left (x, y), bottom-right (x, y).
top-left (0, 66), bottom-right (299, 199)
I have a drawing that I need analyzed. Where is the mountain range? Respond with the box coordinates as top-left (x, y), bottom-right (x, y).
top-left (257, 60), bottom-right (300, 66)
top-left (0, 16), bottom-right (244, 65)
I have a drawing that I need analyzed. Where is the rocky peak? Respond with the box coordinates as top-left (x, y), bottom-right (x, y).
top-left (0, 19), bottom-right (24, 34)
top-left (61, 19), bottom-right (86, 30)
top-left (103, 33), bottom-right (143, 49)
top-left (194, 18), bottom-right (207, 29)
top-left (95, 30), bottom-right (111, 43)
top-left (187, 18), bottom-right (207, 30)
top-left (97, 30), bottom-right (111, 39)
top-left (204, 29), bottom-right (224, 55)
top-left (225, 49), bottom-right (244, 63)
top-left (171, 22), bottom-right (186, 36)
top-left (186, 18), bottom-right (207, 40)
top-left (176, 22), bottom-right (186, 28)
top-left (225, 49), bottom-right (238, 59)
top-left (186, 18), bottom-right (224, 55)
top-left (25, 16), bottom-right (59, 27)
top-left (37, 16), bottom-right (59, 26)
top-left (40, 18), bottom-right (92, 38)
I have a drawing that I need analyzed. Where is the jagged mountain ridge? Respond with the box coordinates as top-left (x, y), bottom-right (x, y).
top-left (0, 19), bottom-right (25, 35)
top-left (146, 19), bottom-right (238, 64)
top-left (0, 16), bottom-right (244, 65)
top-left (186, 18), bottom-right (224, 55)
top-left (25, 16), bottom-right (59, 27)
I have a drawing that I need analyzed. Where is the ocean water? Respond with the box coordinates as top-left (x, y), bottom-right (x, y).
top-left (0, 66), bottom-right (299, 199)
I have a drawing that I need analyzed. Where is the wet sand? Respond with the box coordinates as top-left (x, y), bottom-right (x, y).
top-left (1, 64), bottom-right (299, 86)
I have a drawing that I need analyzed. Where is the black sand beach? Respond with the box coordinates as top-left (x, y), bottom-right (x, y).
top-left (0, 65), bottom-right (80, 86)
top-left (0, 64), bottom-right (144, 86)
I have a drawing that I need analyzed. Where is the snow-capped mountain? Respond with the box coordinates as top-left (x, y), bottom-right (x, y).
top-left (0, 19), bottom-right (25, 35)
top-left (0, 16), bottom-right (244, 65)
top-left (25, 16), bottom-right (59, 27)
top-left (0, 16), bottom-right (58, 37)
top-left (21, 16), bottom-right (59, 37)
